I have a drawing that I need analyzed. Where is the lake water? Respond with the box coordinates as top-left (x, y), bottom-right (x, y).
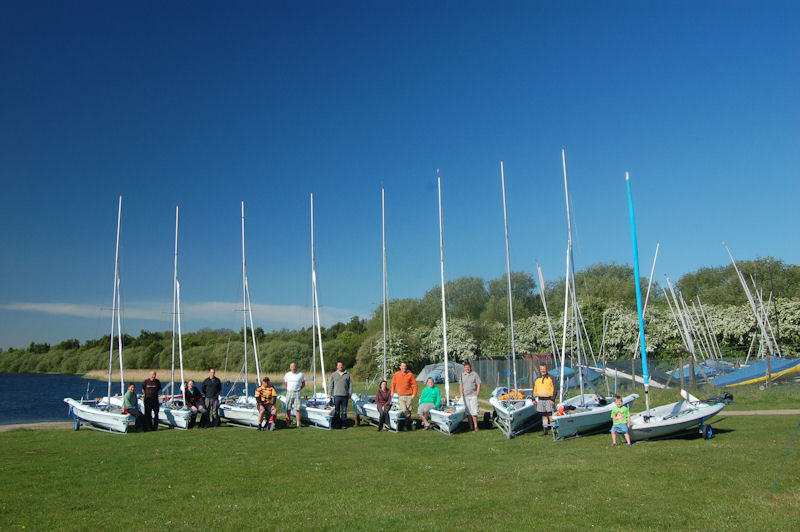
top-left (0, 373), bottom-right (290, 425)
top-left (0, 373), bottom-right (106, 425)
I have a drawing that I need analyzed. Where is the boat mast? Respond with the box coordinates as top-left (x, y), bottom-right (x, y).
top-left (241, 201), bottom-right (249, 398)
top-left (245, 278), bottom-right (261, 384)
top-left (311, 194), bottom-right (316, 396)
top-left (723, 244), bottom-right (774, 357)
top-left (558, 149), bottom-right (572, 404)
top-left (116, 276), bottom-right (124, 397)
top-left (500, 162), bottom-right (518, 393)
top-left (171, 205), bottom-right (179, 400)
top-left (176, 280), bottom-right (185, 403)
top-left (310, 194), bottom-right (328, 396)
top-left (437, 171), bottom-right (450, 403)
top-left (382, 186), bottom-right (388, 381)
top-left (633, 243), bottom-right (660, 359)
top-left (537, 264), bottom-right (560, 361)
top-left (625, 172), bottom-right (650, 416)
top-left (108, 196), bottom-right (122, 400)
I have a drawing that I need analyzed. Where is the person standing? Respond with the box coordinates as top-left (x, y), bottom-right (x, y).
top-left (142, 370), bottom-right (161, 431)
top-left (184, 379), bottom-right (206, 429)
top-left (459, 362), bottom-right (482, 432)
top-left (123, 383), bottom-right (145, 432)
top-left (533, 363), bottom-right (558, 437)
top-left (328, 361), bottom-right (353, 429)
top-left (255, 377), bottom-right (278, 431)
top-left (610, 395), bottom-right (632, 447)
top-left (390, 362), bottom-right (417, 430)
top-left (202, 368), bottom-right (222, 428)
top-left (375, 380), bottom-right (392, 432)
top-left (283, 362), bottom-right (306, 428)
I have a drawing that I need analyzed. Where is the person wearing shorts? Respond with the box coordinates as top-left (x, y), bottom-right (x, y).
top-left (610, 394), bottom-right (632, 447)
top-left (284, 362), bottom-right (305, 428)
top-left (459, 362), bottom-right (482, 432)
top-left (390, 362), bottom-right (417, 430)
top-left (533, 363), bottom-right (557, 437)
top-left (417, 377), bottom-right (441, 430)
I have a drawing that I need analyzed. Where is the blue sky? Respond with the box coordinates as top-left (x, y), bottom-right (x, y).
top-left (1, 1), bottom-right (798, 349)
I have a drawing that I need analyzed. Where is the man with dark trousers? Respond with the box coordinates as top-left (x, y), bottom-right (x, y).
top-left (328, 361), bottom-right (353, 429)
top-left (142, 370), bottom-right (162, 431)
top-left (184, 379), bottom-right (206, 429)
top-left (202, 368), bottom-right (222, 427)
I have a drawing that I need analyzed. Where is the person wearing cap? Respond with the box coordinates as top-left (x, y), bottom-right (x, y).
top-left (255, 377), bottom-right (277, 431)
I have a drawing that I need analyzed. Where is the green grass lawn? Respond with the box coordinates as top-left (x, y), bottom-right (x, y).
top-left (1, 412), bottom-right (799, 530)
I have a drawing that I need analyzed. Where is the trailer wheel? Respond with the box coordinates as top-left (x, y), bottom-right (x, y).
top-left (703, 424), bottom-right (713, 440)
top-left (483, 411), bottom-right (491, 429)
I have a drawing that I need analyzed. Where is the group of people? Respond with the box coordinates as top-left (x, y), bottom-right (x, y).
top-left (122, 368), bottom-right (223, 432)
top-left (375, 361), bottom-right (483, 431)
top-left (119, 361), bottom-right (626, 440)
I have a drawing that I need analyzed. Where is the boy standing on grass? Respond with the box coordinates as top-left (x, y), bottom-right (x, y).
top-left (610, 395), bottom-right (632, 447)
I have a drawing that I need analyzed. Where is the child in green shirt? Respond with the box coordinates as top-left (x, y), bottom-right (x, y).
top-left (610, 394), bottom-right (632, 447)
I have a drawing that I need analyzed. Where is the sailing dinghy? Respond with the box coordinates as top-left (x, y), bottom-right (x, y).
top-left (278, 194), bottom-right (335, 429)
top-left (624, 172), bottom-right (724, 442)
top-left (64, 196), bottom-right (133, 433)
top-left (428, 171), bottom-right (466, 435)
top-left (351, 187), bottom-right (405, 431)
top-left (488, 162), bottom-right (540, 438)
top-left (219, 202), bottom-right (265, 428)
top-left (157, 206), bottom-right (192, 429)
top-left (629, 390), bottom-right (724, 441)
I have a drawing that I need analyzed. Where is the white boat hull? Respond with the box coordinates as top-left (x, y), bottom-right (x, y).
top-left (220, 402), bottom-right (261, 428)
top-left (351, 393), bottom-right (405, 431)
top-left (553, 393), bottom-right (639, 438)
top-left (158, 404), bottom-right (192, 429)
top-left (279, 394), bottom-right (335, 429)
top-left (64, 397), bottom-right (132, 433)
top-left (629, 400), bottom-right (725, 441)
top-left (488, 387), bottom-right (541, 438)
top-left (430, 399), bottom-right (467, 434)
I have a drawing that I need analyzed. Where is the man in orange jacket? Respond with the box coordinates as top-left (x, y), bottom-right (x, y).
top-left (390, 362), bottom-right (418, 430)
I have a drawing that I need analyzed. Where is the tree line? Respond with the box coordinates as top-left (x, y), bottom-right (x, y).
top-left (1, 258), bottom-right (798, 377)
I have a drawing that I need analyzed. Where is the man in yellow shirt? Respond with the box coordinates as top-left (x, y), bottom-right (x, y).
top-left (533, 363), bottom-right (557, 437)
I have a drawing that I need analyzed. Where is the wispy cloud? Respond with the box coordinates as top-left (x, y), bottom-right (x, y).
top-left (1, 302), bottom-right (159, 320)
top-left (1, 301), bottom-right (364, 328)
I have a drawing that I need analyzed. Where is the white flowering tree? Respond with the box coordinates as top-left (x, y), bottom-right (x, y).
top-left (421, 318), bottom-right (478, 363)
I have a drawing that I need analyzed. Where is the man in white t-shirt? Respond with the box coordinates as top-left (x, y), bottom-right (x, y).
top-left (283, 361), bottom-right (306, 428)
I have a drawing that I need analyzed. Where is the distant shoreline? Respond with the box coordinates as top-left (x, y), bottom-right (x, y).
top-left (81, 368), bottom-right (288, 383)
top-left (0, 421), bottom-right (72, 432)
